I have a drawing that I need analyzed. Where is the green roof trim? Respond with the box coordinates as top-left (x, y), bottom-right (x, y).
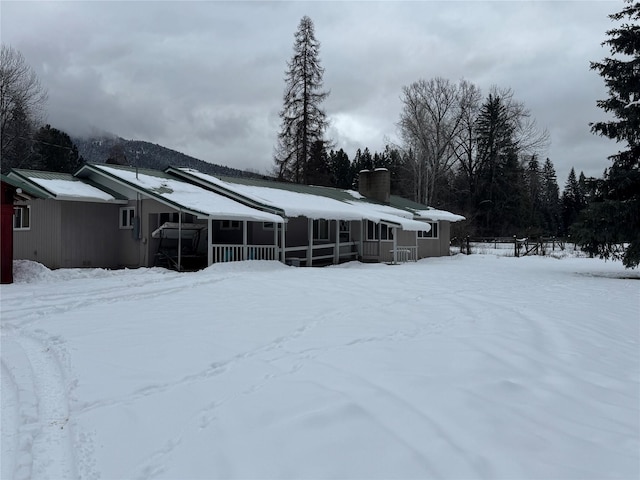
top-left (165, 167), bottom-right (287, 217)
top-left (77, 163), bottom-right (210, 217)
top-left (7, 168), bottom-right (129, 202)
top-left (5, 170), bottom-right (56, 198)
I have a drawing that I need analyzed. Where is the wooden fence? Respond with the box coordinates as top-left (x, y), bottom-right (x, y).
top-left (452, 236), bottom-right (571, 257)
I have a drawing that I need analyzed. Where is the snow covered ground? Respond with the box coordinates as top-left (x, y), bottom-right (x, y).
top-left (1, 254), bottom-right (638, 479)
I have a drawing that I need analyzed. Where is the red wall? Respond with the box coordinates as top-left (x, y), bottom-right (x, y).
top-left (1, 182), bottom-right (15, 284)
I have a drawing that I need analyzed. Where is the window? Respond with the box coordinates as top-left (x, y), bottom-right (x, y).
top-left (13, 205), bottom-right (30, 230)
top-left (263, 222), bottom-right (274, 230)
top-left (313, 219), bottom-right (329, 241)
top-left (339, 220), bottom-right (350, 242)
top-left (220, 220), bottom-right (241, 230)
top-left (366, 220), bottom-right (379, 241)
top-left (417, 222), bottom-right (438, 239)
top-left (380, 223), bottom-right (394, 241)
top-left (120, 207), bottom-right (135, 229)
top-left (366, 221), bottom-right (393, 241)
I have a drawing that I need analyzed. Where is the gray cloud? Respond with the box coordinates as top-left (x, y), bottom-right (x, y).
top-left (2, 0), bottom-right (620, 181)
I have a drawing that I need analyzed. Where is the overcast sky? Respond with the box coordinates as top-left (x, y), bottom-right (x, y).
top-left (2, 1), bottom-right (622, 184)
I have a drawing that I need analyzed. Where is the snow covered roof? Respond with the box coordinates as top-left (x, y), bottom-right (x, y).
top-left (387, 195), bottom-right (466, 223)
top-left (78, 164), bottom-right (284, 223)
top-left (170, 168), bottom-right (430, 230)
top-left (8, 169), bottom-right (125, 203)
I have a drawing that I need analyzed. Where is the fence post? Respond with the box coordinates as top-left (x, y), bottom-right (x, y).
top-left (514, 235), bottom-right (518, 258)
top-left (466, 236), bottom-right (470, 255)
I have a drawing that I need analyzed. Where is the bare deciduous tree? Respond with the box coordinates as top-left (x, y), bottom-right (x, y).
top-left (398, 77), bottom-right (467, 205)
top-left (1, 44), bottom-right (47, 171)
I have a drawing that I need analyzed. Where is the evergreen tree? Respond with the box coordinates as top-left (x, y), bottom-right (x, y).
top-left (350, 148), bottom-right (374, 189)
top-left (328, 148), bottom-right (351, 189)
top-left (524, 155), bottom-right (543, 233)
top-left (573, 0), bottom-right (640, 267)
top-left (274, 16), bottom-right (330, 184)
top-left (540, 158), bottom-right (561, 235)
top-left (306, 140), bottom-right (331, 186)
top-left (33, 125), bottom-right (83, 173)
top-left (561, 168), bottom-right (584, 235)
top-left (474, 93), bottom-right (526, 235)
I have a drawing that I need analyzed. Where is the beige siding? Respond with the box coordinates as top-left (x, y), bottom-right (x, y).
top-left (417, 221), bottom-right (452, 258)
top-left (251, 222), bottom-right (279, 246)
top-left (13, 199), bottom-right (62, 268)
top-left (396, 229), bottom-right (416, 247)
top-left (60, 202), bottom-right (120, 268)
top-left (438, 221), bottom-right (451, 256)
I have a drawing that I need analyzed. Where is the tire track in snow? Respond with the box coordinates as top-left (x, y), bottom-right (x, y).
top-left (1, 358), bottom-right (22, 479)
top-left (1, 327), bottom-right (79, 480)
top-left (1, 270), bottom-right (248, 327)
top-left (75, 318), bottom-right (322, 417)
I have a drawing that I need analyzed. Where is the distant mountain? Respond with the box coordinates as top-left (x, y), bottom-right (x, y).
top-left (73, 135), bottom-right (267, 179)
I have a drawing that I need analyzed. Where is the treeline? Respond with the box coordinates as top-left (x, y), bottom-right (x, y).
top-left (271, 18), bottom-right (579, 238)
top-left (307, 142), bottom-right (590, 238)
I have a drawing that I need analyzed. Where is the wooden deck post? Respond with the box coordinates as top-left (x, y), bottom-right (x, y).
top-left (334, 219), bottom-right (339, 264)
top-left (307, 218), bottom-right (313, 267)
top-left (207, 218), bottom-right (213, 266)
top-left (273, 223), bottom-right (278, 261)
top-left (392, 227), bottom-right (398, 264)
top-left (178, 211), bottom-right (182, 271)
top-left (243, 221), bottom-right (248, 260)
top-left (281, 221), bottom-right (286, 263)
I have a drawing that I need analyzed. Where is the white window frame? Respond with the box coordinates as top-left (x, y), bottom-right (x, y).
top-left (417, 222), bottom-right (438, 239)
top-left (119, 206), bottom-right (135, 229)
top-left (13, 205), bottom-right (30, 230)
top-left (313, 219), bottom-right (329, 241)
top-left (366, 220), bottom-right (379, 241)
top-left (365, 221), bottom-right (394, 241)
top-left (220, 220), bottom-right (241, 230)
top-left (380, 223), bottom-right (394, 241)
top-left (339, 220), bottom-right (350, 242)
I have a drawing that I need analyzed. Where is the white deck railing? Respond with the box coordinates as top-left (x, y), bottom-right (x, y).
top-left (210, 241), bottom-right (359, 266)
top-left (392, 246), bottom-right (418, 263)
top-left (364, 242), bottom-right (417, 262)
top-left (211, 244), bottom-right (277, 263)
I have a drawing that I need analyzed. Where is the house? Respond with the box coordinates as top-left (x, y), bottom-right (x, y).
top-left (9, 164), bottom-right (464, 271)
top-left (9, 165), bottom-right (284, 270)
top-left (8, 169), bottom-right (131, 269)
top-left (167, 166), bottom-right (464, 265)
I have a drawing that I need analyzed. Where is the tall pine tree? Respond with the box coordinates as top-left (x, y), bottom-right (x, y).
top-left (572, 0), bottom-right (640, 267)
top-left (561, 168), bottom-right (585, 235)
top-left (540, 158), bottom-right (561, 235)
top-left (474, 93), bottom-right (526, 236)
top-left (274, 16), bottom-right (330, 184)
